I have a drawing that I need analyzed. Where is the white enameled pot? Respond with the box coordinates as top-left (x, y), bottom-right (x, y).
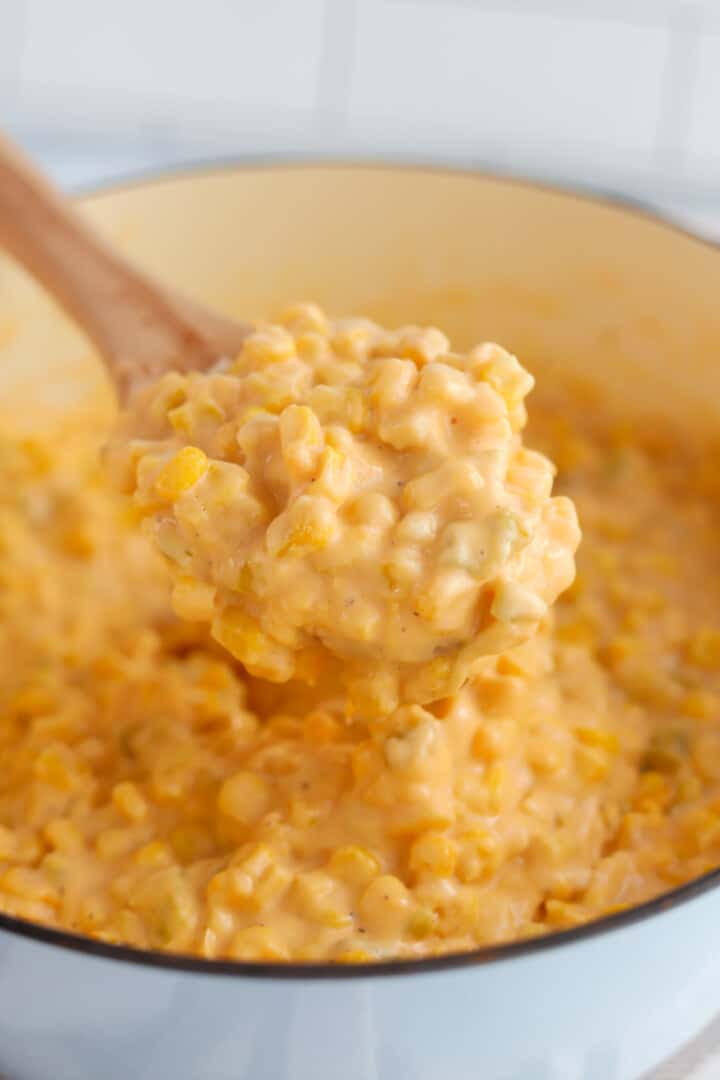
top-left (1, 165), bottom-right (719, 1080)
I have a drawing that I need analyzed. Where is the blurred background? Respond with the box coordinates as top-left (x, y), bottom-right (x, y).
top-left (1, 0), bottom-right (719, 237)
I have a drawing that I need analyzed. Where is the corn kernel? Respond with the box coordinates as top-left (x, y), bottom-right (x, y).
top-left (43, 819), bottom-right (84, 854)
top-left (0, 867), bottom-right (60, 906)
top-left (303, 710), bottom-right (343, 745)
top-left (228, 925), bottom-right (289, 961)
top-left (687, 627), bottom-right (720, 669)
top-left (266, 495), bottom-right (339, 557)
top-left (575, 727), bottom-right (619, 752)
top-left (211, 609), bottom-right (295, 682)
top-left (279, 404), bottom-right (324, 476)
top-left (96, 827), bottom-right (140, 860)
top-left (155, 447), bottom-right (208, 500)
top-left (218, 772), bottom-right (270, 827)
top-left (408, 832), bottom-right (457, 879)
top-left (293, 871), bottom-right (352, 928)
top-left (172, 577), bottom-right (216, 622)
top-left (238, 326), bottom-right (295, 367)
top-left (407, 907), bottom-right (438, 940)
top-left (358, 875), bottom-right (410, 936)
top-left (279, 302), bottom-right (329, 335)
top-left (682, 690), bottom-right (720, 720)
top-left (335, 948), bottom-right (374, 964)
top-left (329, 845), bottom-right (381, 886)
top-left (112, 781), bottom-right (148, 823)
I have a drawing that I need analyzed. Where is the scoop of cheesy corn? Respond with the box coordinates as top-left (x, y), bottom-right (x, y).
top-left (108, 304), bottom-right (579, 715)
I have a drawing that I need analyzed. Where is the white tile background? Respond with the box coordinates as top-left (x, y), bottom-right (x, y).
top-left (0, 0), bottom-right (719, 228)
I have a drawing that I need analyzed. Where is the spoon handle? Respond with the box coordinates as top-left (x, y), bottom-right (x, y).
top-left (0, 133), bottom-right (248, 395)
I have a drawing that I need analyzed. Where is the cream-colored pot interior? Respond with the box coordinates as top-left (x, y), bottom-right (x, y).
top-left (0, 166), bottom-right (718, 439)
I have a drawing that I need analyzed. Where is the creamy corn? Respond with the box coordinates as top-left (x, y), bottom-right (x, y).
top-left (2, 354), bottom-right (720, 963)
top-left (107, 305), bottom-right (579, 715)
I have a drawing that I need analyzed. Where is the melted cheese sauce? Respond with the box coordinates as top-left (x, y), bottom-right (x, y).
top-left (1, 360), bottom-right (719, 962)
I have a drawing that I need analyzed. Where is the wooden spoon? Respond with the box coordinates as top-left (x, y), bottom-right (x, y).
top-left (0, 132), bottom-right (252, 399)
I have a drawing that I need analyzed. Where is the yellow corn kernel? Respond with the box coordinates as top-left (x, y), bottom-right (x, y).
top-left (172, 577), bottom-right (216, 622)
top-left (347, 668), bottom-right (399, 720)
top-left (217, 771), bottom-right (270, 826)
top-left (266, 713), bottom-right (303, 738)
top-left (42, 851), bottom-right (71, 882)
top-left (289, 798), bottom-right (323, 829)
top-left (10, 686), bottom-right (56, 717)
top-left (528, 739), bottom-right (567, 776)
top-left (329, 845), bottom-right (381, 887)
top-left (682, 690), bottom-right (720, 720)
top-left (238, 326), bottom-right (296, 367)
top-left (167, 402), bottom-right (195, 435)
top-left (397, 327), bottom-right (450, 367)
top-left (294, 645), bottom-right (332, 686)
top-left (408, 831), bottom-right (457, 879)
top-left (386, 548), bottom-right (425, 591)
top-left (600, 635), bottom-right (642, 665)
top-left (43, 819), bottom-right (84, 854)
top-left (211, 609), bottom-right (295, 682)
top-left (222, 847), bottom-right (292, 910)
top-left (314, 446), bottom-right (353, 502)
top-left (344, 387), bottom-right (367, 433)
top-left (335, 948), bottom-right (374, 964)
top-left (681, 808), bottom-right (720, 854)
top-left (266, 495), bottom-right (339, 557)
top-left (96, 827), bottom-right (140, 860)
top-left (485, 763), bottom-right (507, 812)
top-left (693, 733), bottom-right (720, 782)
top-left (278, 404), bottom-right (324, 476)
top-left (133, 841), bottom-right (175, 868)
top-left (633, 771), bottom-right (673, 812)
top-left (279, 301), bottom-right (329, 335)
top-left (332, 323), bottom-right (376, 361)
top-left (112, 781), bottom-right (148, 823)
top-left (368, 357), bottom-right (418, 409)
top-left (351, 741), bottom-right (381, 784)
top-left (0, 825), bottom-right (17, 860)
top-left (236, 405), bottom-right (270, 429)
top-left (155, 446), bottom-right (208, 500)
top-left (228, 926), bottom-right (290, 961)
top-left (33, 745), bottom-right (79, 791)
top-left (358, 875), bottom-right (410, 936)
top-left (575, 726), bottom-right (619, 752)
top-left (14, 831), bottom-right (44, 864)
top-left (544, 898), bottom-right (585, 929)
top-left (76, 894), bottom-right (110, 932)
top-left (292, 871), bottom-right (352, 929)
top-left (470, 343), bottom-right (533, 405)
top-left (491, 581), bottom-right (547, 624)
top-left (687, 626), bottom-right (720, 669)
top-left (129, 868), bottom-right (198, 946)
top-left (407, 907), bottom-right (438, 940)
top-left (403, 657), bottom-right (453, 705)
top-left (169, 825), bottom-right (215, 863)
top-left (677, 774), bottom-right (703, 804)
top-left (0, 867), bottom-right (60, 906)
top-left (294, 331), bottom-right (330, 366)
top-left (303, 710), bottom-right (343, 745)
top-left (576, 744), bottom-right (610, 782)
top-left (557, 619), bottom-right (598, 648)
top-left (471, 720), bottom-right (514, 762)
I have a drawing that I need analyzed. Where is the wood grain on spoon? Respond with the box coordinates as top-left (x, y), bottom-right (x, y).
top-left (0, 132), bottom-right (252, 399)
